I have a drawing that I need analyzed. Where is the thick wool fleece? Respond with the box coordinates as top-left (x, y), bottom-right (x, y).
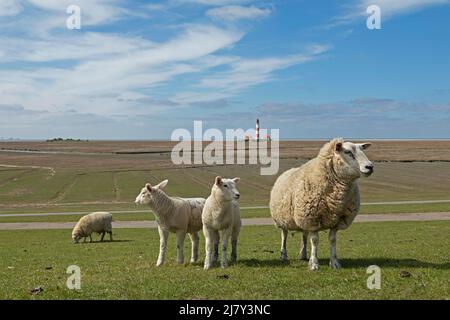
top-left (270, 138), bottom-right (360, 232)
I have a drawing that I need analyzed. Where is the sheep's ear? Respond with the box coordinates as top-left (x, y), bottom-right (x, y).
top-left (145, 183), bottom-right (152, 192)
top-left (360, 142), bottom-right (372, 150)
top-left (215, 176), bottom-right (222, 186)
top-left (156, 179), bottom-right (168, 189)
top-left (335, 141), bottom-right (343, 152)
top-left (233, 177), bottom-right (240, 184)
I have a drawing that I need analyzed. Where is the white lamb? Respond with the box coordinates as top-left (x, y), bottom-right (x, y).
top-left (202, 177), bottom-right (241, 270)
top-left (270, 138), bottom-right (373, 270)
top-left (134, 180), bottom-right (205, 266)
top-left (72, 212), bottom-right (113, 244)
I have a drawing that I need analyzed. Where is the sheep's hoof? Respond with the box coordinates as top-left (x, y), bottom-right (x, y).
top-left (308, 260), bottom-right (319, 271)
top-left (329, 259), bottom-right (341, 269)
top-left (300, 253), bottom-right (308, 261)
top-left (204, 265), bottom-right (211, 270)
top-left (280, 253), bottom-right (288, 261)
top-left (156, 262), bottom-right (163, 267)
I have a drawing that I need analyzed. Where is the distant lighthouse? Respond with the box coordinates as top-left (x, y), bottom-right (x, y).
top-left (256, 118), bottom-right (260, 141)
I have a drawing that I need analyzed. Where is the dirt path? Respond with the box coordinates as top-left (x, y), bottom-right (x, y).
top-left (0, 212), bottom-right (449, 230)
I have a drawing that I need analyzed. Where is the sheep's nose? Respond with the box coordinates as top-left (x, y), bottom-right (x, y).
top-left (365, 164), bottom-right (374, 171)
top-left (235, 194), bottom-right (240, 199)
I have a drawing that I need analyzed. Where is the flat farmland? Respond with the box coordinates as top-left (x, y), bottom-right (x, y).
top-left (1, 140), bottom-right (450, 216)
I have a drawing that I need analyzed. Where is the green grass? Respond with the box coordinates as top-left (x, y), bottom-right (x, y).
top-left (0, 221), bottom-right (449, 299)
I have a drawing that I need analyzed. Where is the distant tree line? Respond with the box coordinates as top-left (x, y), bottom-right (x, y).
top-left (46, 138), bottom-right (89, 142)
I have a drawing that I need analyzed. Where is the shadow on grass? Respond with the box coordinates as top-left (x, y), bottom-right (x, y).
top-left (239, 258), bottom-right (297, 268)
top-left (338, 258), bottom-right (450, 270)
top-left (239, 257), bottom-right (450, 270)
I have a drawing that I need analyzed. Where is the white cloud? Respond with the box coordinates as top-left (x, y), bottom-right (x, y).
top-left (207, 5), bottom-right (271, 21)
top-left (0, 0), bottom-right (23, 16)
top-left (197, 44), bottom-right (330, 92)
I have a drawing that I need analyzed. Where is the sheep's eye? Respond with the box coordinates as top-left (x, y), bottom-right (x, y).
top-left (223, 185), bottom-right (228, 188)
top-left (344, 150), bottom-right (355, 158)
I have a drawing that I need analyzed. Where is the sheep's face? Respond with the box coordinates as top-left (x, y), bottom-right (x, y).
top-left (212, 176), bottom-right (240, 202)
top-left (334, 140), bottom-right (373, 179)
top-left (72, 233), bottom-right (82, 244)
top-left (134, 180), bottom-right (169, 205)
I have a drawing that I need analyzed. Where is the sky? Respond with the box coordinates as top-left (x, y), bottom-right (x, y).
top-left (0, 0), bottom-right (449, 140)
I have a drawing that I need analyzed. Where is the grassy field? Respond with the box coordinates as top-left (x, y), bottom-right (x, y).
top-left (0, 221), bottom-right (449, 299)
top-left (1, 161), bottom-right (450, 216)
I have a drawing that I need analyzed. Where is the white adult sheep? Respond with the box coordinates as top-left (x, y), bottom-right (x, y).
top-left (202, 177), bottom-right (241, 270)
top-left (135, 180), bottom-right (205, 266)
top-left (270, 138), bottom-right (373, 270)
top-left (72, 212), bottom-right (113, 244)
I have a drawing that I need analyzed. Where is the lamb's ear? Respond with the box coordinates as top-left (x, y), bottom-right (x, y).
top-left (156, 179), bottom-right (168, 189)
top-left (360, 142), bottom-right (372, 150)
top-left (215, 176), bottom-right (222, 186)
top-left (233, 177), bottom-right (240, 184)
top-left (145, 183), bottom-right (152, 192)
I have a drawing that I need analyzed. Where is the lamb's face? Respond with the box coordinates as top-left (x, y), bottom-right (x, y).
top-left (221, 178), bottom-right (241, 200)
top-left (335, 141), bottom-right (374, 178)
top-left (212, 176), bottom-right (240, 202)
top-left (134, 180), bottom-right (169, 205)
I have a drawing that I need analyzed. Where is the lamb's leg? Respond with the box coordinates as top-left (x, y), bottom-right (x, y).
top-left (280, 228), bottom-right (288, 261)
top-left (175, 230), bottom-right (186, 264)
top-left (156, 226), bottom-right (169, 267)
top-left (308, 231), bottom-right (319, 271)
top-left (203, 226), bottom-right (214, 270)
top-left (211, 230), bottom-right (219, 264)
top-left (231, 226), bottom-right (240, 263)
top-left (221, 227), bottom-right (232, 269)
top-left (329, 229), bottom-right (341, 269)
top-left (188, 232), bottom-right (199, 263)
top-left (300, 231), bottom-right (308, 260)
top-left (213, 240), bottom-right (219, 263)
top-left (100, 232), bottom-right (105, 242)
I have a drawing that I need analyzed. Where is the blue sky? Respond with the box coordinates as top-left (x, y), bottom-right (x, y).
top-left (0, 0), bottom-right (449, 139)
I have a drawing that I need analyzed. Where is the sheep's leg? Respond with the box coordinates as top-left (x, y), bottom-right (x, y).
top-left (300, 231), bottom-right (308, 261)
top-left (100, 232), bottom-right (105, 242)
top-left (188, 232), bottom-right (199, 263)
top-left (156, 226), bottom-right (169, 267)
top-left (203, 226), bottom-right (215, 270)
top-left (89, 235), bottom-right (93, 243)
top-left (329, 229), bottom-right (341, 269)
top-left (220, 227), bottom-right (232, 269)
top-left (280, 228), bottom-right (288, 261)
top-left (175, 230), bottom-right (186, 265)
top-left (108, 231), bottom-right (113, 242)
top-left (308, 232), bottom-right (319, 271)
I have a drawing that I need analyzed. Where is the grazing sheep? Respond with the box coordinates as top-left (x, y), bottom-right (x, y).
top-left (270, 138), bottom-right (373, 270)
top-left (72, 212), bottom-right (113, 244)
top-left (202, 177), bottom-right (241, 270)
top-left (135, 180), bottom-right (205, 266)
